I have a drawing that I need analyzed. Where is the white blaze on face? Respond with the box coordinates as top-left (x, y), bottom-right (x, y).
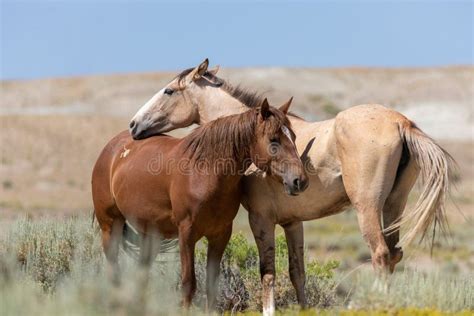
top-left (281, 125), bottom-right (296, 148)
top-left (132, 88), bottom-right (165, 123)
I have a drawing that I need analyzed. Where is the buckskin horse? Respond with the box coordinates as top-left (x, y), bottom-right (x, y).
top-left (129, 59), bottom-right (455, 315)
top-left (92, 97), bottom-right (308, 309)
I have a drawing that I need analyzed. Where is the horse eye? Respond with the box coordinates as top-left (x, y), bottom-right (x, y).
top-left (270, 138), bottom-right (280, 145)
top-left (164, 88), bottom-right (174, 95)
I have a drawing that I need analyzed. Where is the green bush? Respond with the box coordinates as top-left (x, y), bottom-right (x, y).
top-left (195, 232), bottom-right (339, 311)
top-left (1, 216), bottom-right (472, 314)
top-left (4, 216), bottom-right (102, 291)
top-left (1, 217), bottom-right (338, 313)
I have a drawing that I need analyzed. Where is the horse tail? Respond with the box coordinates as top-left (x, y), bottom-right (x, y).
top-left (121, 221), bottom-right (178, 261)
top-left (386, 121), bottom-right (456, 248)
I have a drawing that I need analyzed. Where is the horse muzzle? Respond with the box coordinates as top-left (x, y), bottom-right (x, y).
top-left (130, 119), bottom-right (169, 140)
top-left (129, 120), bottom-right (149, 140)
top-left (283, 175), bottom-right (309, 196)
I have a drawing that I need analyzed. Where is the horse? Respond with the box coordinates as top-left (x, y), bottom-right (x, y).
top-left (92, 96), bottom-right (308, 309)
top-left (129, 59), bottom-right (455, 315)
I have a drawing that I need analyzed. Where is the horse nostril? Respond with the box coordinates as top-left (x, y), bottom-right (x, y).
top-left (129, 120), bottom-right (136, 129)
top-left (293, 178), bottom-right (300, 189)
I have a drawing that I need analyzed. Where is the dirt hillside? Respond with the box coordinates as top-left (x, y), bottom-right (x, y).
top-left (0, 66), bottom-right (472, 214)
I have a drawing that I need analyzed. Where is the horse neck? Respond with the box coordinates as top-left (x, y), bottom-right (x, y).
top-left (195, 86), bottom-right (248, 124)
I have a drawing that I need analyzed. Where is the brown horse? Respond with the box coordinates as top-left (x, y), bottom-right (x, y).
top-left (92, 98), bottom-right (308, 309)
top-left (130, 59), bottom-right (455, 315)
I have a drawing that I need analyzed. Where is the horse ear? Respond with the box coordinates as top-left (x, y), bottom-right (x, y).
top-left (186, 58), bottom-right (209, 83)
top-left (259, 98), bottom-right (271, 120)
top-left (279, 97), bottom-right (293, 114)
top-left (208, 65), bottom-right (220, 76)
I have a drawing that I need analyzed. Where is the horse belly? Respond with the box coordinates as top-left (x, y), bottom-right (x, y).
top-left (243, 169), bottom-right (349, 224)
top-left (274, 178), bottom-right (350, 223)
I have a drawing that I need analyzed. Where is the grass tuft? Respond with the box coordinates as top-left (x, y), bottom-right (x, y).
top-left (0, 215), bottom-right (472, 314)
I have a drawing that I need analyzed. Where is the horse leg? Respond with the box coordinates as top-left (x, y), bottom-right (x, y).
top-left (249, 211), bottom-right (276, 316)
top-left (339, 142), bottom-right (402, 275)
top-left (206, 224), bottom-right (232, 311)
top-left (282, 221), bottom-right (306, 308)
top-left (178, 220), bottom-right (197, 308)
top-left (383, 159), bottom-right (418, 272)
top-left (139, 230), bottom-right (162, 267)
top-left (133, 229), bottom-right (162, 314)
top-left (98, 211), bottom-right (125, 285)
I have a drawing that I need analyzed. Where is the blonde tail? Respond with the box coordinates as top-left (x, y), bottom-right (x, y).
top-left (386, 121), bottom-right (456, 248)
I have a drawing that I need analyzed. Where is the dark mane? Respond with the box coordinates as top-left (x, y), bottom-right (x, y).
top-left (181, 107), bottom-right (291, 163)
top-left (176, 68), bottom-right (264, 109)
top-left (221, 84), bottom-right (264, 109)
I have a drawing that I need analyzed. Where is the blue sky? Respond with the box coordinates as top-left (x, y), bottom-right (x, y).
top-left (1, 1), bottom-right (472, 80)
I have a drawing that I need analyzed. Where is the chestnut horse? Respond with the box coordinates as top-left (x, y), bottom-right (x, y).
top-left (92, 98), bottom-right (308, 309)
top-left (130, 59), bottom-right (455, 315)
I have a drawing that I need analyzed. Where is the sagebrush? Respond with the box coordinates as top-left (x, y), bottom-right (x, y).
top-left (0, 215), bottom-right (472, 315)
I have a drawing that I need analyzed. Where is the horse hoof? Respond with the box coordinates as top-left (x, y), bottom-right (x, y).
top-left (389, 248), bottom-right (403, 272)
